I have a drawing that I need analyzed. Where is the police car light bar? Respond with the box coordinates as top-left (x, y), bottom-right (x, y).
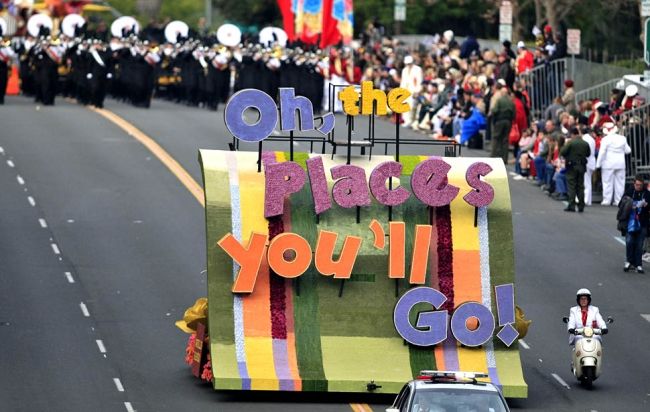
top-left (418, 370), bottom-right (489, 380)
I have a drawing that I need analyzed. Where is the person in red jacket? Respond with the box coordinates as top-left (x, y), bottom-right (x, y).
top-left (516, 41), bottom-right (534, 75)
top-left (511, 90), bottom-right (529, 162)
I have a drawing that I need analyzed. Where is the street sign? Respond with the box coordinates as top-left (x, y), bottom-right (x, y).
top-left (643, 0), bottom-right (650, 17)
top-left (394, 6), bottom-right (406, 21)
top-left (646, 19), bottom-right (650, 65)
top-left (567, 29), bottom-right (581, 55)
top-left (394, 0), bottom-right (406, 21)
top-left (499, 24), bottom-right (512, 42)
top-left (499, 1), bottom-right (513, 25)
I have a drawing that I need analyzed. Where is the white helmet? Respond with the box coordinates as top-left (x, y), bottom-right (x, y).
top-left (576, 288), bottom-right (591, 304)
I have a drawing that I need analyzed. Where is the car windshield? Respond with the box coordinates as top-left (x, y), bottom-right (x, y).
top-left (409, 387), bottom-right (508, 412)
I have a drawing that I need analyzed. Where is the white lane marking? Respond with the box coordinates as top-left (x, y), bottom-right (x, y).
top-left (79, 302), bottom-right (90, 317)
top-left (7, 160), bottom-right (14, 167)
top-left (114, 378), bottom-right (125, 392)
top-left (65, 272), bottom-right (75, 283)
top-left (51, 243), bottom-right (60, 255)
top-left (613, 236), bottom-right (625, 246)
top-left (16, 175), bottom-right (24, 185)
top-left (67, 219), bottom-right (75, 223)
top-left (641, 314), bottom-right (650, 323)
top-left (519, 339), bottom-right (530, 349)
top-left (0, 146), bottom-right (4, 154)
top-left (27, 196), bottom-right (36, 207)
top-left (551, 373), bottom-right (571, 389)
top-left (96, 339), bottom-right (107, 353)
top-left (124, 402), bottom-right (135, 412)
top-left (39, 218), bottom-right (48, 228)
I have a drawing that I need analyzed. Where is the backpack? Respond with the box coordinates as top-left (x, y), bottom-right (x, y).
top-left (617, 196), bottom-right (633, 235)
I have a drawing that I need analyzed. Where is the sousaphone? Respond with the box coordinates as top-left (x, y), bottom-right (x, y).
top-left (111, 16), bottom-right (140, 38)
top-left (216, 24), bottom-right (241, 47)
top-left (61, 13), bottom-right (85, 38)
top-left (27, 13), bottom-right (53, 38)
top-left (164, 20), bottom-right (189, 44)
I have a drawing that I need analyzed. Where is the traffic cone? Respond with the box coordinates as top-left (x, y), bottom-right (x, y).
top-left (7, 66), bottom-right (19, 95)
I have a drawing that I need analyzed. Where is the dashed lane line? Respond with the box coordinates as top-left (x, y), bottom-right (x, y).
top-left (7, 159), bottom-right (14, 167)
top-left (38, 218), bottom-right (47, 228)
top-left (641, 314), bottom-right (650, 323)
top-left (124, 402), bottom-right (135, 412)
top-left (27, 196), bottom-right (35, 206)
top-left (113, 378), bottom-right (125, 392)
top-left (519, 339), bottom-right (530, 349)
top-left (613, 236), bottom-right (625, 246)
top-left (96, 339), bottom-right (107, 354)
top-left (16, 175), bottom-right (24, 185)
top-left (51, 243), bottom-right (60, 255)
top-left (79, 302), bottom-right (90, 317)
top-left (551, 373), bottom-right (571, 389)
top-left (64, 272), bottom-right (75, 283)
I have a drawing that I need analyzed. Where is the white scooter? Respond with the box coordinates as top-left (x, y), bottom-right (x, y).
top-left (562, 316), bottom-right (613, 388)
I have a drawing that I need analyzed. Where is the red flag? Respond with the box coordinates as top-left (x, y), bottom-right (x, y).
top-left (277, 0), bottom-right (296, 41)
top-left (320, 0), bottom-right (341, 48)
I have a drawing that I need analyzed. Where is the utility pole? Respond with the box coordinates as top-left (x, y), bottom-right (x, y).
top-left (394, 0), bottom-right (405, 35)
top-left (205, 0), bottom-right (212, 29)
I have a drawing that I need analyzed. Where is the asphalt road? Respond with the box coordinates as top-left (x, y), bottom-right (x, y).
top-left (1, 95), bottom-right (649, 412)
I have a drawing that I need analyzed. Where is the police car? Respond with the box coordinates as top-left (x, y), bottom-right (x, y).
top-left (386, 371), bottom-right (510, 412)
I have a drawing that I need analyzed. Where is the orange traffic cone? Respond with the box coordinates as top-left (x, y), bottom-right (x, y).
top-left (7, 66), bottom-right (20, 96)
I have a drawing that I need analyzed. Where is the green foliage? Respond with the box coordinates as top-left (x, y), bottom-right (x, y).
top-left (610, 59), bottom-right (646, 73)
top-left (160, 0), bottom-right (204, 27)
top-left (353, 0), bottom-right (493, 38)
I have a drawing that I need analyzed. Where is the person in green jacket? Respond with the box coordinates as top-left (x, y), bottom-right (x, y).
top-left (488, 80), bottom-right (515, 164)
top-left (560, 127), bottom-right (591, 212)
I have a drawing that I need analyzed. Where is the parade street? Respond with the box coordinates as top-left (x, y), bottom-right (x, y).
top-left (1, 95), bottom-right (649, 412)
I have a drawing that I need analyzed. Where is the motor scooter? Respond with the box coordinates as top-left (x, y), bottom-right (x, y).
top-left (562, 316), bottom-right (613, 388)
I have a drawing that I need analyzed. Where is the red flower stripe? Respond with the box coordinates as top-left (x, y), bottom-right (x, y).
top-left (436, 205), bottom-right (454, 311)
top-left (269, 216), bottom-right (288, 339)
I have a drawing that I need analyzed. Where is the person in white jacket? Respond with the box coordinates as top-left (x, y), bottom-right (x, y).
top-left (582, 128), bottom-right (597, 206)
top-left (567, 288), bottom-right (608, 345)
top-left (596, 122), bottom-right (631, 206)
top-left (400, 55), bottom-right (423, 128)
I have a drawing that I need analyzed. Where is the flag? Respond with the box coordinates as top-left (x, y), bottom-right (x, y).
top-left (278, 0), bottom-right (353, 47)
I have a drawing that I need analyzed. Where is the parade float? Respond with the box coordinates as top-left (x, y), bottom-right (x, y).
top-left (177, 82), bottom-right (529, 398)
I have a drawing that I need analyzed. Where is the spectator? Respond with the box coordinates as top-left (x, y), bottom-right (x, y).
top-left (562, 79), bottom-right (576, 114)
top-left (496, 52), bottom-right (515, 90)
top-left (544, 96), bottom-right (565, 125)
top-left (622, 175), bottom-right (650, 273)
top-left (596, 122), bottom-right (631, 206)
top-left (515, 41), bottom-right (534, 75)
top-left (400, 55), bottom-right (423, 128)
top-left (457, 92), bottom-right (486, 146)
top-left (460, 33), bottom-right (480, 59)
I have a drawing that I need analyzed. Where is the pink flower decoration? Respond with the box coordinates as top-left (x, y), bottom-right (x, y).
top-left (412, 159), bottom-right (459, 207)
top-left (369, 161), bottom-right (410, 206)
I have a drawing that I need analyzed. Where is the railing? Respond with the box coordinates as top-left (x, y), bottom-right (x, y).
top-left (525, 58), bottom-right (568, 120)
top-left (575, 78), bottom-right (650, 107)
top-left (619, 102), bottom-right (650, 180)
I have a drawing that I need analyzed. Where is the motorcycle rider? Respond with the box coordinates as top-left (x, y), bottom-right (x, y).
top-left (567, 288), bottom-right (608, 345)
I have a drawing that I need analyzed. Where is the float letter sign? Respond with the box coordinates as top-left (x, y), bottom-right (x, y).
top-left (198, 87), bottom-right (527, 398)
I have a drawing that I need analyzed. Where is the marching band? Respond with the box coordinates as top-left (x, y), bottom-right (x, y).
top-left (0, 13), bottom-right (346, 110)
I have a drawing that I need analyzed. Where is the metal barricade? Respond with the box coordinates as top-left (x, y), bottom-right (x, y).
top-left (526, 58), bottom-right (568, 120)
top-left (575, 78), bottom-right (650, 108)
top-left (619, 103), bottom-right (650, 180)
